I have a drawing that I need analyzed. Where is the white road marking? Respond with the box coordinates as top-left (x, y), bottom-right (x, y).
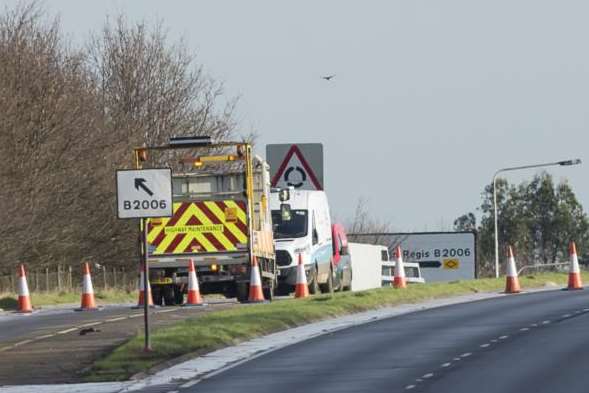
top-left (441, 362), bottom-right (452, 368)
top-left (453, 357), bottom-right (461, 361)
top-left (35, 334), bottom-right (55, 340)
top-left (180, 380), bottom-right (200, 388)
top-left (499, 335), bottom-right (509, 340)
top-left (57, 328), bottom-right (78, 335)
top-left (520, 327), bottom-right (530, 332)
top-left (422, 373), bottom-right (434, 379)
top-left (129, 313), bottom-right (143, 318)
top-left (583, 308), bottom-right (589, 312)
top-left (166, 391), bottom-right (179, 393)
top-left (13, 339), bottom-right (32, 347)
top-left (460, 352), bottom-right (472, 358)
top-left (80, 322), bottom-right (102, 328)
top-left (480, 343), bottom-right (490, 348)
top-left (530, 323), bottom-right (538, 327)
top-left (106, 317), bottom-right (126, 322)
top-left (490, 339), bottom-right (498, 342)
top-left (541, 320), bottom-right (551, 325)
top-left (405, 385), bottom-right (416, 390)
top-left (562, 314), bottom-right (571, 318)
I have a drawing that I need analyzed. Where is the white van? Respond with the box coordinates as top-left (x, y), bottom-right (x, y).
top-left (270, 188), bottom-right (334, 294)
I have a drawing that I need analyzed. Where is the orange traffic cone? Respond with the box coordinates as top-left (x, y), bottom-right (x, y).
top-left (77, 262), bottom-right (98, 311)
top-left (184, 258), bottom-right (205, 306)
top-left (134, 264), bottom-right (154, 308)
top-left (17, 264), bottom-right (32, 313)
top-left (294, 254), bottom-right (309, 298)
top-left (505, 246), bottom-right (521, 294)
top-left (567, 241), bottom-right (583, 290)
top-left (393, 246), bottom-right (407, 289)
top-left (248, 256), bottom-right (265, 303)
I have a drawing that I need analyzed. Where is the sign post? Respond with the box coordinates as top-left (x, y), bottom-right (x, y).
top-left (116, 167), bottom-right (172, 352)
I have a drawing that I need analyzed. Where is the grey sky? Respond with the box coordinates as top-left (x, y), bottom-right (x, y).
top-left (45, 0), bottom-right (587, 230)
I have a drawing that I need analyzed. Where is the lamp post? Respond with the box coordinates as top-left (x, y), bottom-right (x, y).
top-left (492, 159), bottom-right (581, 278)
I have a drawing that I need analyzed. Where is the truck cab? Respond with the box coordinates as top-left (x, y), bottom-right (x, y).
top-left (270, 188), bottom-right (334, 294)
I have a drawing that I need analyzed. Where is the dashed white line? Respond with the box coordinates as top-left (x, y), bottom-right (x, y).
top-left (57, 328), bottom-right (78, 335)
top-left (453, 357), bottom-right (461, 361)
top-left (530, 323), bottom-right (538, 327)
top-left (180, 380), bottom-right (200, 388)
top-left (422, 373), bottom-right (434, 379)
top-left (13, 339), bottom-right (32, 347)
top-left (562, 314), bottom-right (571, 318)
top-left (166, 391), bottom-right (179, 393)
top-left (541, 320), bottom-right (551, 325)
top-left (460, 352), bottom-right (472, 358)
top-left (106, 317), bottom-right (126, 322)
top-left (499, 335), bottom-right (509, 340)
top-left (405, 385), bottom-right (416, 390)
top-left (35, 334), bottom-right (55, 340)
top-left (441, 362), bottom-right (452, 368)
top-left (520, 327), bottom-right (530, 332)
top-left (490, 339), bottom-right (498, 343)
top-left (480, 343), bottom-right (490, 348)
top-left (80, 322), bottom-right (102, 328)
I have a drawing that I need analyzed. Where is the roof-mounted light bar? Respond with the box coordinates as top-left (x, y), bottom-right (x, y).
top-left (169, 135), bottom-right (212, 148)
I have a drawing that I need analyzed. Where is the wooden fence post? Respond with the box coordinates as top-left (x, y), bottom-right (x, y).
top-left (57, 264), bottom-right (62, 291)
top-left (45, 267), bottom-right (49, 292)
top-left (113, 267), bottom-right (117, 288)
top-left (68, 266), bottom-right (73, 290)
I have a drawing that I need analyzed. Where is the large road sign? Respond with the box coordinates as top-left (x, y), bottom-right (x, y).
top-left (116, 169), bottom-right (173, 219)
top-left (348, 232), bottom-right (476, 282)
top-left (267, 143), bottom-right (324, 190)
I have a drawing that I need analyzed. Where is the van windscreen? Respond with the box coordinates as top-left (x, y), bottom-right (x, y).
top-left (271, 210), bottom-right (308, 239)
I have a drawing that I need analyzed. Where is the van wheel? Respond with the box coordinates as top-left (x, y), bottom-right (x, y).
top-left (308, 266), bottom-right (320, 294)
top-left (320, 266), bottom-right (334, 294)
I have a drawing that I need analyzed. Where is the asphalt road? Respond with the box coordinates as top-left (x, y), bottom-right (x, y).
top-left (183, 289), bottom-right (589, 393)
top-left (0, 300), bottom-right (238, 384)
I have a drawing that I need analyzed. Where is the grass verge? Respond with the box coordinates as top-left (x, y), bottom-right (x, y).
top-left (0, 288), bottom-right (136, 310)
top-left (86, 272), bottom-right (587, 382)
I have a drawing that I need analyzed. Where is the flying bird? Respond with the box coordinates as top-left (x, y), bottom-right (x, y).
top-left (321, 74), bottom-right (336, 81)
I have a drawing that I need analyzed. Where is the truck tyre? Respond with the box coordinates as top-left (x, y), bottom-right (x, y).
top-left (320, 265), bottom-right (334, 294)
top-left (263, 279), bottom-right (275, 302)
top-left (174, 285), bottom-right (184, 305)
top-left (236, 282), bottom-right (249, 303)
top-left (163, 285), bottom-right (176, 306)
top-left (308, 266), bottom-right (320, 294)
top-left (152, 285), bottom-right (163, 306)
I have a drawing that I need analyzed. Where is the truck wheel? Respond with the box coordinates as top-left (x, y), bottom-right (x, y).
top-left (320, 266), bottom-right (334, 294)
top-left (174, 285), bottom-right (184, 305)
top-left (152, 285), bottom-right (163, 306)
top-left (236, 282), bottom-right (249, 303)
top-left (308, 266), bottom-right (320, 294)
top-left (163, 285), bottom-right (176, 306)
top-left (263, 279), bottom-right (274, 302)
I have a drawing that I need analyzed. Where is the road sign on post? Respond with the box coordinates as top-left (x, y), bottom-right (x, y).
top-left (267, 144), bottom-right (324, 190)
top-left (116, 169), bottom-right (173, 219)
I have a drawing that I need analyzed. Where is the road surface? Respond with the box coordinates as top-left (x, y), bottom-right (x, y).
top-left (0, 300), bottom-right (238, 384)
top-left (181, 289), bottom-right (589, 393)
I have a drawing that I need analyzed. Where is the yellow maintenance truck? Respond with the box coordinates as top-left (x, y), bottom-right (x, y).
top-left (135, 136), bottom-right (276, 304)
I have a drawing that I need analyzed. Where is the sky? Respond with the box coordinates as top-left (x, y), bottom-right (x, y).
top-left (35, 0), bottom-right (589, 231)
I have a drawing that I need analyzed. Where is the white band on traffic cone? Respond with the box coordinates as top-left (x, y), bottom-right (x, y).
top-left (18, 276), bottom-right (30, 297)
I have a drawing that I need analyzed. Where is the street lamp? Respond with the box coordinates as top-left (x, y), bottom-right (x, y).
top-left (492, 159), bottom-right (582, 278)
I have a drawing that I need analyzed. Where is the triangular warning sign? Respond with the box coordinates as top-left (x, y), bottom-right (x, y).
top-left (271, 145), bottom-right (322, 190)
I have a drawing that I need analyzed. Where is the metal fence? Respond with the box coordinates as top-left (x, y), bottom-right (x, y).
top-left (0, 265), bottom-right (138, 293)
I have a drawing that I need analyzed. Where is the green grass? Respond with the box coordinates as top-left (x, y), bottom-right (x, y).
top-left (0, 288), bottom-right (136, 310)
top-left (86, 272), bottom-right (587, 382)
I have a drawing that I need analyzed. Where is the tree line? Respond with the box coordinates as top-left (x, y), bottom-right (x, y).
top-left (0, 3), bottom-right (238, 273)
top-left (454, 173), bottom-right (589, 276)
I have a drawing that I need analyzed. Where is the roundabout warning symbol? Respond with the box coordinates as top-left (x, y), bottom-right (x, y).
top-left (267, 144), bottom-right (323, 190)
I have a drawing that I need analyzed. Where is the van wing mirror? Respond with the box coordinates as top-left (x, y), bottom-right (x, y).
top-left (280, 203), bottom-right (292, 221)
